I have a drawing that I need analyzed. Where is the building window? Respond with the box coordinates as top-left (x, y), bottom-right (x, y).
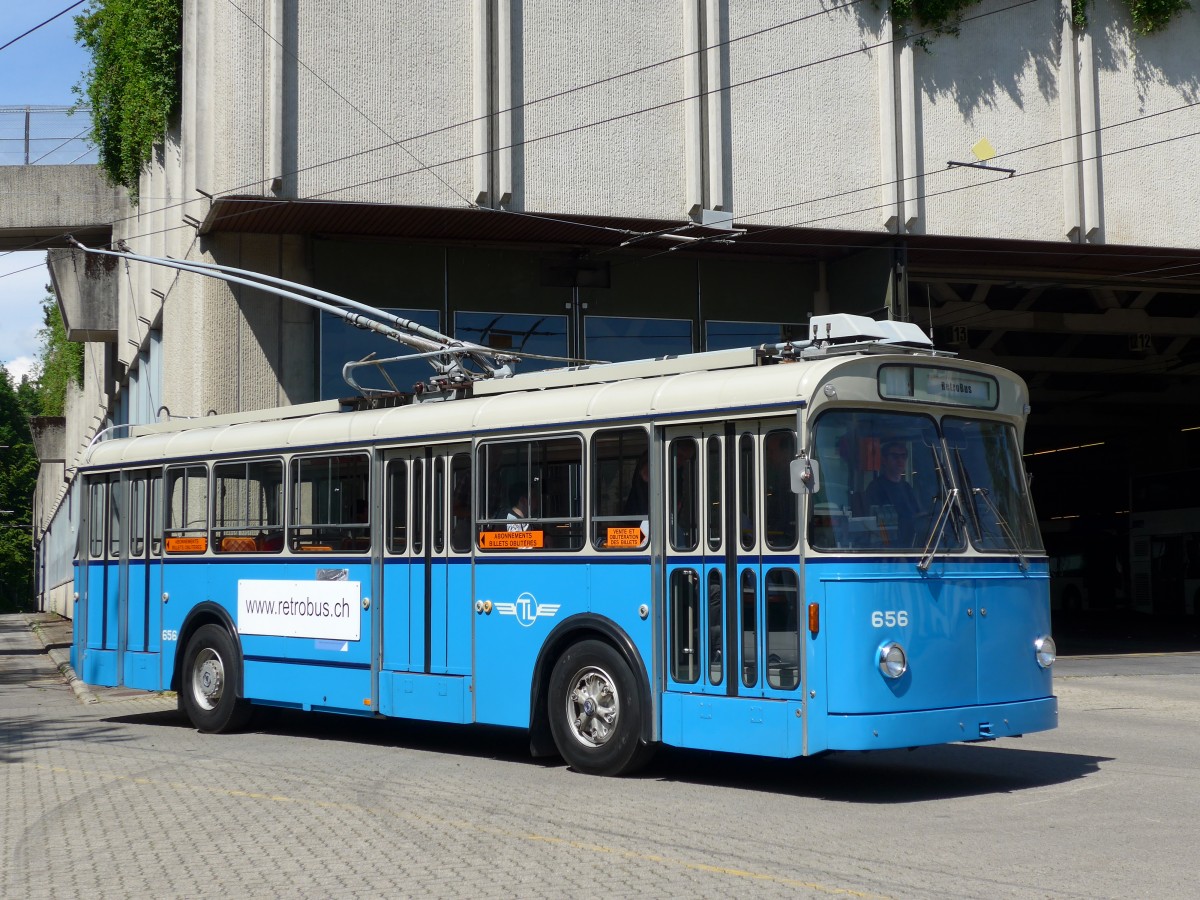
top-left (455, 311), bottom-right (568, 374)
top-left (585, 315), bottom-right (692, 363)
top-left (705, 320), bottom-right (805, 351)
top-left (320, 308), bottom-right (440, 399)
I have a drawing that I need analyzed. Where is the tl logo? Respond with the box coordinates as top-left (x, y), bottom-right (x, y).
top-left (495, 592), bottom-right (560, 628)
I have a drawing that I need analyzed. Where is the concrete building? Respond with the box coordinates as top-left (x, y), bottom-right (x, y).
top-left (22, 0), bottom-right (1200, 622)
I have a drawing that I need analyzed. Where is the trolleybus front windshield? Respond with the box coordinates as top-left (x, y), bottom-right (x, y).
top-left (807, 410), bottom-right (1039, 554)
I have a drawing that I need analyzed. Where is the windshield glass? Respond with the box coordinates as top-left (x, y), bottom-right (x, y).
top-left (808, 410), bottom-right (962, 552)
top-left (943, 417), bottom-right (1044, 553)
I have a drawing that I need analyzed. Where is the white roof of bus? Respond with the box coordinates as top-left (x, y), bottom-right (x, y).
top-left (83, 351), bottom-right (1024, 469)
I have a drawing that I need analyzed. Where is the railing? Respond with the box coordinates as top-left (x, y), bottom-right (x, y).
top-left (0, 105), bottom-right (96, 166)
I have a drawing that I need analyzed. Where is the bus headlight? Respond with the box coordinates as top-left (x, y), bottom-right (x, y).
top-left (878, 642), bottom-right (907, 679)
top-left (1035, 635), bottom-right (1057, 669)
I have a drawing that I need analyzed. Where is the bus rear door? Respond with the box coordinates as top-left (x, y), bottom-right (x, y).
top-left (378, 444), bottom-right (473, 723)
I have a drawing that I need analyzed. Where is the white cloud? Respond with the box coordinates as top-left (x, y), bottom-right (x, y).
top-left (0, 251), bottom-right (51, 374)
top-left (3, 356), bottom-right (37, 384)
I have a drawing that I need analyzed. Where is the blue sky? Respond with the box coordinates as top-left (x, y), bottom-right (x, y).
top-left (0, 2), bottom-right (93, 382)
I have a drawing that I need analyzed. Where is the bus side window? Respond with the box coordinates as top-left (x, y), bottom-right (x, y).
top-left (450, 453), bottom-right (471, 553)
top-left (130, 475), bottom-right (146, 558)
top-left (669, 438), bottom-right (699, 552)
top-left (591, 428), bottom-right (649, 551)
top-left (669, 569), bottom-right (700, 684)
top-left (212, 459), bottom-right (283, 553)
top-left (476, 436), bottom-right (584, 552)
top-left (87, 477), bottom-right (106, 559)
top-left (386, 459), bottom-right (407, 554)
top-left (149, 473), bottom-right (163, 556)
top-left (165, 465), bottom-right (209, 554)
top-left (289, 454), bottom-right (371, 553)
top-left (738, 433), bottom-right (756, 551)
top-left (764, 429), bottom-right (797, 551)
top-left (108, 476), bottom-right (121, 559)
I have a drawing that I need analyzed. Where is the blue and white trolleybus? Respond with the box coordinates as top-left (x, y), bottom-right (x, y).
top-left (72, 312), bottom-right (1056, 776)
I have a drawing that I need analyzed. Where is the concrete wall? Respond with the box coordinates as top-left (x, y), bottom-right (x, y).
top-left (0, 165), bottom-right (126, 249)
top-left (170, 0), bottom-right (1199, 247)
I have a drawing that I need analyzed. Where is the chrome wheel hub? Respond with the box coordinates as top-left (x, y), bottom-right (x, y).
top-left (565, 665), bottom-right (619, 748)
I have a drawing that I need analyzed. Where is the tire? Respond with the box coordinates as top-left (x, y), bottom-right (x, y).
top-left (179, 624), bottom-right (252, 733)
top-left (547, 640), bottom-right (654, 776)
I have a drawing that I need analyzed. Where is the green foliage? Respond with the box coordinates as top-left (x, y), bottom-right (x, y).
top-left (1123, 0), bottom-right (1192, 33)
top-left (891, 0), bottom-right (1190, 42)
top-left (1072, 0), bottom-right (1091, 29)
top-left (35, 293), bottom-right (85, 418)
top-left (892, 0), bottom-right (981, 41)
top-left (0, 368), bottom-right (38, 612)
top-left (74, 0), bottom-right (182, 202)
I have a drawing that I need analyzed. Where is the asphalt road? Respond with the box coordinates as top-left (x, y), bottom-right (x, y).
top-left (3, 614), bottom-right (1198, 899)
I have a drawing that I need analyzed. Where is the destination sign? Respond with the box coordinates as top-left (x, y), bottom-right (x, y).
top-left (878, 365), bottom-right (998, 409)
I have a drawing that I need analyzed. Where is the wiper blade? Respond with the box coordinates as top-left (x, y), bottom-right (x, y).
top-left (918, 488), bottom-right (959, 572)
top-left (972, 487), bottom-right (1029, 571)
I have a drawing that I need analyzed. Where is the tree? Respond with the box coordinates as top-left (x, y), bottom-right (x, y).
top-left (36, 291), bottom-right (85, 418)
top-left (0, 367), bottom-right (37, 612)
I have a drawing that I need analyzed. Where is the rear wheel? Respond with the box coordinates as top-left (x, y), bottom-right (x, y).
top-left (548, 640), bottom-right (654, 776)
top-left (179, 624), bottom-right (252, 733)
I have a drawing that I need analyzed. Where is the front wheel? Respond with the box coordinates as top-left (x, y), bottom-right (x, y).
top-left (547, 640), bottom-right (654, 776)
top-left (179, 624), bottom-right (252, 733)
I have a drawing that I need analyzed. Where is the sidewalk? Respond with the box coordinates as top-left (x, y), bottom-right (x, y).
top-left (20, 611), bottom-right (172, 704)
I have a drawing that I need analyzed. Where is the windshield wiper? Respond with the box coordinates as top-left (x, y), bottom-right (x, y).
top-left (972, 487), bottom-right (1029, 571)
top-left (950, 447), bottom-right (984, 540)
top-left (918, 488), bottom-right (959, 572)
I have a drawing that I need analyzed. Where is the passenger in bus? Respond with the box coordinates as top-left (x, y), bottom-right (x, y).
top-left (623, 455), bottom-right (650, 516)
top-left (504, 485), bottom-right (531, 532)
top-left (862, 439), bottom-right (920, 546)
top-left (618, 454), bottom-right (651, 547)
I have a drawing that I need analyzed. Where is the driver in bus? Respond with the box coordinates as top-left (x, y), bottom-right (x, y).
top-left (862, 438), bottom-right (920, 547)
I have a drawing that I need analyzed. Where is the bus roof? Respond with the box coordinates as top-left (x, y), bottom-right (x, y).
top-left (82, 345), bottom-right (1027, 471)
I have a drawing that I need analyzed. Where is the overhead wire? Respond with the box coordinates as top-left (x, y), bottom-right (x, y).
top-left (0, 1), bottom-right (86, 54)
top-left (0, 0), bottom-right (1142, 256)
top-left (1, 0), bottom-right (1197, 294)
top-left (0, 0), bottom-right (881, 260)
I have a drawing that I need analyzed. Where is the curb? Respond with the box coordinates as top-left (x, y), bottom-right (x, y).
top-left (25, 614), bottom-right (99, 705)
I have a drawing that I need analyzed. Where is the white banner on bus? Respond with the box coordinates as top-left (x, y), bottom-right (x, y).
top-left (237, 579), bottom-right (361, 641)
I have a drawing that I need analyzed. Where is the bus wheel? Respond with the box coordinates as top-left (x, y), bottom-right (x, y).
top-left (548, 640), bottom-right (653, 776)
top-left (180, 624), bottom-right (252, 733)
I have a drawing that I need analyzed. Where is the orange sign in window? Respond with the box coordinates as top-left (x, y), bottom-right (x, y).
top-left (606, 527), bottom-right (644, 548)
top-left (478, 530), bottom-right (544, 550)
top-left (165, 536), bottom-right (208, 554)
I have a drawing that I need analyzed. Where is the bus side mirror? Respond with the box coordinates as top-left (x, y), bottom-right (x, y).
top-left (790, 456), bottom-right (820, 494)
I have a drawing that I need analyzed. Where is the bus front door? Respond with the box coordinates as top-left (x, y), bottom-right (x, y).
top-left (378, 444), bottom-right (473, 723)
top-left (661, 420), bottom-right (803, 757)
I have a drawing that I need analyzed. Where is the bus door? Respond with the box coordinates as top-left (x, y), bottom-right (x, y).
top-left (121, 469), bottom-right (164, 690)
top-left (663, 427), bottom-right (725, 696)
top-left (379, 445), bottom-right (473, 722)
top-left (662, 420), bottom-right (803, 755)
top-left (78, 473), bottom-right (121, 686)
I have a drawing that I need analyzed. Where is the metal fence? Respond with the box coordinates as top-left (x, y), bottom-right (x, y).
top-left (0, 105), bottom-right (97, 166)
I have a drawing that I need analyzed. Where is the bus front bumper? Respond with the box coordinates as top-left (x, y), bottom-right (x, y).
top-left (824, 696), bottom-right (1058, 751)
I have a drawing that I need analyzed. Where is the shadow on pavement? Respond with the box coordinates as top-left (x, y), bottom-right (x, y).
top-left (646, 742), bottom-right (1108, 802)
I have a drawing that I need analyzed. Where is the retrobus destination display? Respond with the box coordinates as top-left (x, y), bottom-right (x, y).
top-left (878, 365), bottom-right (998, 409)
